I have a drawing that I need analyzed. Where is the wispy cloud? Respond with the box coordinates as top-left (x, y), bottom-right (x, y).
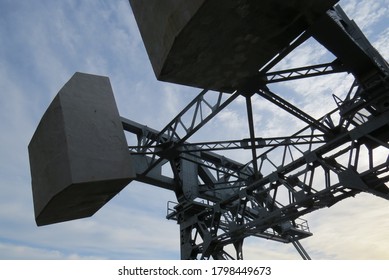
top-left (341, 0), bottom-right (389, 35)
top-left (303, 193), bottom-right (389, 259)
top-left (375, 28), bottom-right (389, 60)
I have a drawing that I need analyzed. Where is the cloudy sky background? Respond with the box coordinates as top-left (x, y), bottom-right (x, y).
top-left (0, 0), bottom-right (388, 260)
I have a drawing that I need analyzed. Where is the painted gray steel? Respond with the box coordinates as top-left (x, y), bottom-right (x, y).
top-left (28, 72), bottom-right (135, 226)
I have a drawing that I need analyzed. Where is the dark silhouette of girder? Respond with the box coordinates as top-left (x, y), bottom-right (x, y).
top-left (123, 5), bottom-right (389, 259)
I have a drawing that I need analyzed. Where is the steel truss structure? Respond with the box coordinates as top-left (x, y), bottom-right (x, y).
top-left (122, 6), bottom-right (389, 259)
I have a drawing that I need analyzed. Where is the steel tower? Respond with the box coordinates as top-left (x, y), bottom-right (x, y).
top-left (29, 1), bottom-right (389, 259)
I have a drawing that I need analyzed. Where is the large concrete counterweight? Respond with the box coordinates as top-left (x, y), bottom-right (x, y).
top-left (129, 0), bottom-right (338, 92)
top-left (28, 73), bottom-right (135, 226)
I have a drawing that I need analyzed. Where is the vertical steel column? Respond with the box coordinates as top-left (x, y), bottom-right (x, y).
top-left (245, 95), bottom-right (260, 179)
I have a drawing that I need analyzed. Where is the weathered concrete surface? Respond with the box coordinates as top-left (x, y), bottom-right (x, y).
top-left (129, 0), bottom-right (338, 92)
top-left (28, 72), bottom-right (135, 226)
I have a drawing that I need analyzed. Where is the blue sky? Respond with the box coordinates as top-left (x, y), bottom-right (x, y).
top-left (0, 0), bottom-right (388, 259)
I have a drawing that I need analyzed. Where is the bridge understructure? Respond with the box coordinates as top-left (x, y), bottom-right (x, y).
top-left (124, 5), bottom-right (389, 260)
top-left (29, 3), bottom-right (389, 260)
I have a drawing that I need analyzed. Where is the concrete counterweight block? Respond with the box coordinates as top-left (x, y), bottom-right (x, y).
top-left (129, 0), bottom-right (338, 92)
top-left (28, 72), bottom-right (135, 226)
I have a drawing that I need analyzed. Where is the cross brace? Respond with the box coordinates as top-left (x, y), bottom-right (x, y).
top-left (264, 60), bottom-right (346, 84)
